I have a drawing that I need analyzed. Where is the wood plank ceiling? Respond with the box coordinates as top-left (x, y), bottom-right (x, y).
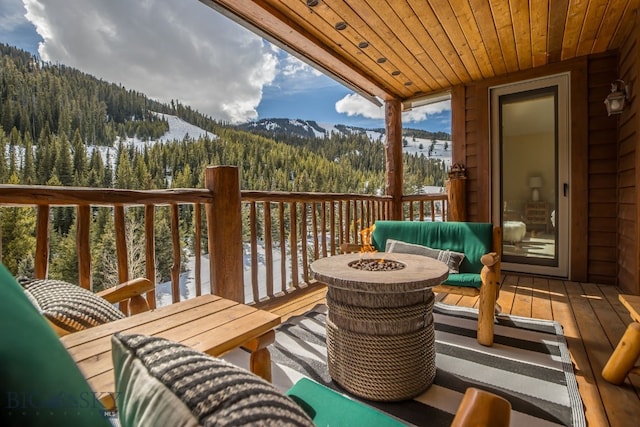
top-left (201, 0), bottom-right (639, 106)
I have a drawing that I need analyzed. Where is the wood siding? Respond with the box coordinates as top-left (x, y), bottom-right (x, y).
top-left (589, 53), bottom-right (619, 285)
top-left (617, 14), bottom-right (640, 294)
top-left (458, 53), bottom-right (623, 284)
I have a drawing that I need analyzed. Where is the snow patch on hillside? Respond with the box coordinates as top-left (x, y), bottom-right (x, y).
top-left (87, 113), bottom-right (217, 167)
top-left (154, 113), bottom-right (216, 142)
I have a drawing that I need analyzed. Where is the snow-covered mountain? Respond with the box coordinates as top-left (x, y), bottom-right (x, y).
top-left (235, 117), bottom-right (452, 168)
top-left (235, 118), bottom-right (381, 139)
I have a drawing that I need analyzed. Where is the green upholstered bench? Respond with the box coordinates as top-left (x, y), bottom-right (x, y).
top-left (286, 378), bottom-right (405, 426)
top-left (344, 221), bottom-right (502, 346)
top-left (286, 377), bottom-right (512, 427)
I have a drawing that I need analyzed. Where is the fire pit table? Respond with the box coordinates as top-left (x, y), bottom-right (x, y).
top-left (311, 252), bottom-right (449, 401)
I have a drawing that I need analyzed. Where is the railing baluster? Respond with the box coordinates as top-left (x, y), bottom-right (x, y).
top-left (330, 201), bottom-right (336, 255)
top-left (144, 204), bottom-right (157, 308)
top-left (264, 201), bottom-right (274, 298)
top-left (300, 202), bottom-right (309, 281)
top-left (170, 203), bottom-right (181, 304)
top-left (114, 205), bottom-right (129, 314)
top-left (290, 201), bottom-right (298, 288)
top-left (250, 201), bottom-right (259, 303)
top-left (35, 205), bottom-right (50, 279)
top-left (338, 200), bottom-right (344, 249)
top-left (311, 202), bottom-right (319, 261)
top-left (194, 203), bottom-right (201, 298)
top-left (279, 201), bottom-right (286, 292)
top-left (77, 205), bottom-right (91, 290)
top-left (321, 201), bottom-right (327, 258)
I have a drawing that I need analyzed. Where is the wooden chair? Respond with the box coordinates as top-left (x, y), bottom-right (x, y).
top-left (19, 276), bottom-right (154, 337)
top-left (602, 294), bottom-right (640, 384)
top-left (94, 277), bottom-right (155, 315)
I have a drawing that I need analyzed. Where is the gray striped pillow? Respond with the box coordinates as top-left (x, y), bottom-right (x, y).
top-left (20, 278), bottom-right (125, 333)
top-left (111, 333), bottom-right (315, 427)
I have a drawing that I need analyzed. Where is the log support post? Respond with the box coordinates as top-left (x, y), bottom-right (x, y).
top-left (205, 166), bottom-right (244, 303)
top-left (385, 99), bottom-right (403, 220)
top-left (446, 163), bottom-right (467, 222)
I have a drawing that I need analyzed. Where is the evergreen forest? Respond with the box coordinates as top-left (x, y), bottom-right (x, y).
top-left (0, 44), bottom-right (450, 289)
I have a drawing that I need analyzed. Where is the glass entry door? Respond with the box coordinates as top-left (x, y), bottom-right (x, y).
top-left (491, 74), bottom-right (570, 277)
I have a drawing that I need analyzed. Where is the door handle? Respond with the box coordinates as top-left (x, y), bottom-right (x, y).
top-left (563, 183), bottom-right (569, 197)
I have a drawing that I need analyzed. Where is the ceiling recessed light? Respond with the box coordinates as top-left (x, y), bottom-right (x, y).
top-left (391, 70), bottom-right (400, 76)
top-left (306, 0), bottom-right (320, 7)
top-left (404, 81), bottom-right (413, 86)
top-left (358, 41), bottom-right (369, 49)
top-left (335, 22), bottom-right (347, 30)
top-left (376, 57), bottom-right (387, 64)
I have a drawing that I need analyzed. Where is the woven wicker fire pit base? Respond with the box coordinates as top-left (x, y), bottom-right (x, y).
top-left (311, 253), bottom-right (449, 402)
top-left (326, 290), bottom-right (435, 401)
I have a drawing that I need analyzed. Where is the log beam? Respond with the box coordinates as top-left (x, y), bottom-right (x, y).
top-left (385, 99), bottom-right (403, 220)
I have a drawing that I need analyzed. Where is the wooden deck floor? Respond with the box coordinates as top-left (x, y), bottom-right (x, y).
top-left (263, 274), bottom-right (640, 427)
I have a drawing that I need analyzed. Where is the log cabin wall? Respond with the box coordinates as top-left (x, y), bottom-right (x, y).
top-left (456, 51), bottom-right (624, 284)
top-left (588, 53), bottom-right (620, 285)
top-left (617, 13), bottom-right (640, 295)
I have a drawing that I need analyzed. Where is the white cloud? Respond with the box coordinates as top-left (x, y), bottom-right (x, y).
top-left (335, 93), bottom-right (451, 125)
top-left (21, 0), bottom-right (278, 123)
top-left (335, 93), bottom-right (384, 119)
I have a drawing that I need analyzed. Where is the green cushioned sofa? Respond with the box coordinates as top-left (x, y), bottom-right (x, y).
top-left (370, 221), bottom-right (502, 346)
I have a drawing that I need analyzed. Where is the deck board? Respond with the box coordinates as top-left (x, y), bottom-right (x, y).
top-left (266, 273), bottom-right (640, 427)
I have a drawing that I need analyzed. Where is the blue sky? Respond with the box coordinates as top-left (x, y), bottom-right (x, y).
top-left (0, 0), bottom-right (451, 133)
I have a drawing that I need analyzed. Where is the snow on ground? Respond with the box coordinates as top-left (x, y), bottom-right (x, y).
top-left (402, 136), bottom-right (452, 168)
top-left (155, 241), bottom-right (288, 307)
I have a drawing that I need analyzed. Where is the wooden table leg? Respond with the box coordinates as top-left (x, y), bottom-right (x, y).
top-left (242, 329), bottom-right (276, 382)
top-left (602, 322), bottom-right (640, 385)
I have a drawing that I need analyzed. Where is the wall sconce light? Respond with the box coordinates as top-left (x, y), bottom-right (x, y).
top-left (604, 79), bottom-right (629, 116)
top-left (529, 176), bottom-right (543, 202)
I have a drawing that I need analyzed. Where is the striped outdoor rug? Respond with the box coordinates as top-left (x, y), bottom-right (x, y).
top-left (232, 303), bottom-right (586, 427)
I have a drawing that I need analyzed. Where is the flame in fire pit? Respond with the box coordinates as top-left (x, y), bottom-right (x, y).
top-left (359, 225), bottom-right (377, 254)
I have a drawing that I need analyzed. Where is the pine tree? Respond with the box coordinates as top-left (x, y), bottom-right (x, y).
top-left (71, 128), bottom-right (88, 185)
top-left (0, 174), bottom-right (37, 276)
top-left (21, 132), bottom-right (36, 184)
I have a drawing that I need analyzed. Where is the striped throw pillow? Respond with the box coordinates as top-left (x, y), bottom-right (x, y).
top-left (19, 278), bottom-right (125, 333)
top-left (111, 333), bottom-right (315, 427)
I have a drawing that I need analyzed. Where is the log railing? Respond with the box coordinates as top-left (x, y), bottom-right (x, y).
top-left (0, 167), bottom-right (448, 308)
top-left (240, 192), bottom-right (392, 305)
top-left (239, 191), bottom-right (448, 305)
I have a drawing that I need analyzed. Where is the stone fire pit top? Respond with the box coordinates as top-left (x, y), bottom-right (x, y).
top-left (311, 253), bottom-right (449, 293)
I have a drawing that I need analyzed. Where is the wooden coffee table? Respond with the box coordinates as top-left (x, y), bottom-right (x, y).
top-left (61, 294), bottom-right (281, 410)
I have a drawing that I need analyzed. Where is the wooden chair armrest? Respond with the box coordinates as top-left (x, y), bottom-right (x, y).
top-left (340, 243), bottom-right (365, 253)
top-left (480, 252), bottom-right (500, 268)
top-left (451, 387), bottom-right (511, 427)
top-left (96, 277), bottom-right (154, 304)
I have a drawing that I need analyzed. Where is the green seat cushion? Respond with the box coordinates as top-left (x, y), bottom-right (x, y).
top-left (0, 264), bottom-right (111, 427)
top-left (443, 273), bottom-right (483, 289)
top-left (372, 221), bottom-right (493, 274)
top-left (286, 378), bottom-right (405, 427)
